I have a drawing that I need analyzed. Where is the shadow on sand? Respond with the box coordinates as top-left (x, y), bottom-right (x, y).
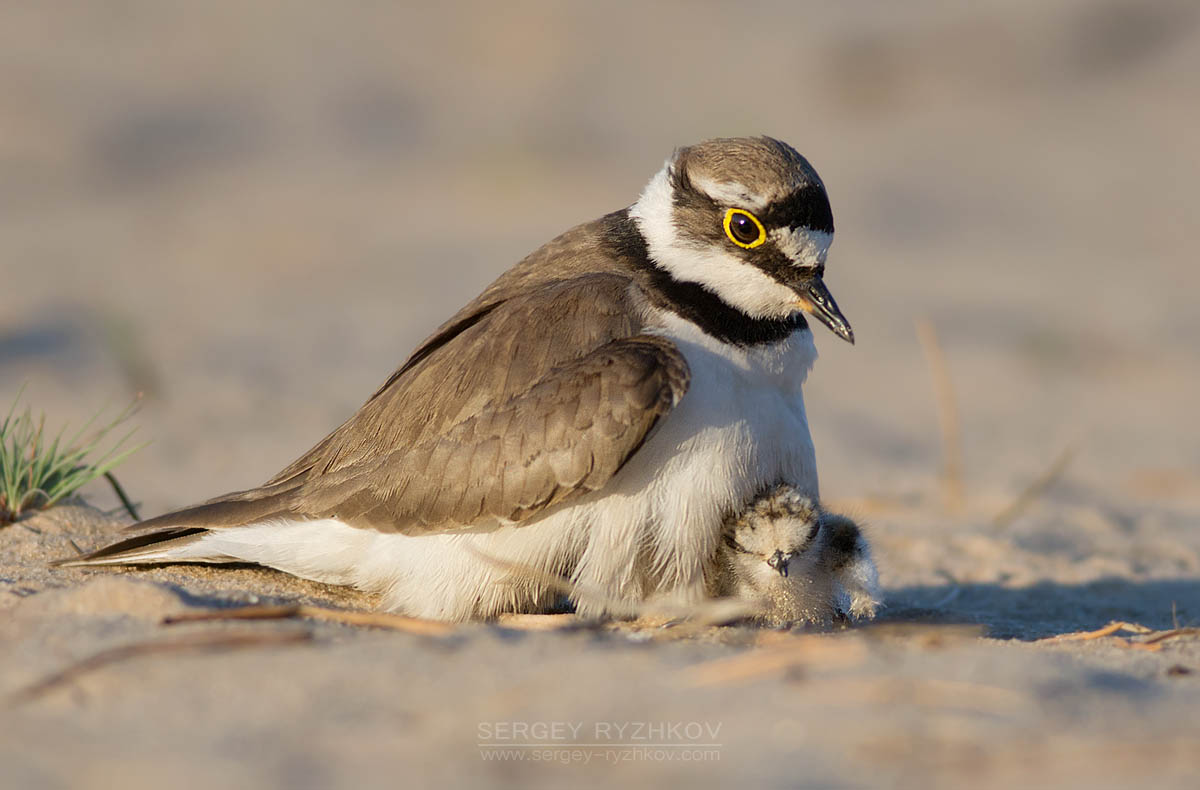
top-left (878, 577), bottom-right (1199, 640)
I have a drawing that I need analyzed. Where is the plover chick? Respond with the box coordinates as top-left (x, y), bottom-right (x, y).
top-left (711, 484), bottom-right (880, 627)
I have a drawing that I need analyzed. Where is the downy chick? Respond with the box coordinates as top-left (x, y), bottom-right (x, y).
top-left (711, 484), bottom-right (880, 627)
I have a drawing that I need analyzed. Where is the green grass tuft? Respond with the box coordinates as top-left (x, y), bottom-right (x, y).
top-left (0, 388), bottom-right (144, 525)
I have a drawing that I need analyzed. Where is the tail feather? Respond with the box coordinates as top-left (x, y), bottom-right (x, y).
top-left (125, 483), bottom-right (300, 534)
top-left (54, 481), bottom-right (303, 567)
top-left (52, 527), bottom-right (220, 567)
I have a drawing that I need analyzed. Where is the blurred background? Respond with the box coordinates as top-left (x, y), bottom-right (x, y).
top-left (2, 0), bottom-right (1198, 528)
top-left (4, 4), bottom-right (1200, 787)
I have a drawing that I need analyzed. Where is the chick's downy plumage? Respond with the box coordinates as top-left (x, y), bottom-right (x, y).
top-left (712, 484), bottom-right (880, 626)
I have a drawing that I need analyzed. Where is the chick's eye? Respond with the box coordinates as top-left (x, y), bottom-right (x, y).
top-left (723, 208), bottom-right (766, 248)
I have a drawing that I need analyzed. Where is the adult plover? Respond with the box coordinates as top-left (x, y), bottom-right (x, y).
top-left (62, 136), bottom-right (855, 621)
top-left (710, 483), bottom-right (880, 626)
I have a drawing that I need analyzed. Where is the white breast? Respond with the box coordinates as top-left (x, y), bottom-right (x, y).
top-left (573, 313), bottom-right (821, 604)
top-left (531, 312), bottom-right (821, 615)
top-left (642, 310), bottom-right (820, 499)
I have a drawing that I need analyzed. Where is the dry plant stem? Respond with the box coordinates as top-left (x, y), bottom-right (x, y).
top-left (1141, 627), bottom-right (1200, 646)
top-left (164, 604), bottom-right (455, 636)
top-left (1042, 621), bottom-right (1153, 642)
top-left (993, 444), bottom-right (1076, 529)
top-left (1039, 621), bottom-right (1200, 652)
top-left (7, 630), bottom-right (313, 706)
top-left (915, 317), bottom-right (965, 512)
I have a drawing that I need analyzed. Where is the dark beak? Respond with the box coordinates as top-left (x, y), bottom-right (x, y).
top-left (767, 550), bottom-right (792, 577)
top-left (795, 276), bottom-right (854, 344)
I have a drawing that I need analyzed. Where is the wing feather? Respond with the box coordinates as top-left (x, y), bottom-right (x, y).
top-left (69, 270), bottom-right (689, 569)
top-left (295, 332), bottom-right (688, 532)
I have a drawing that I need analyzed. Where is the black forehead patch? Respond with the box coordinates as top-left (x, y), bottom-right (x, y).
top-left (761, 184), bottom-right (834, 234)
top-left (670, 168), bottom-right (832, 235)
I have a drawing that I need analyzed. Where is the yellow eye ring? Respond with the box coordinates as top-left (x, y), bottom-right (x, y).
top-left (723, 208), bottom-right (767, 249)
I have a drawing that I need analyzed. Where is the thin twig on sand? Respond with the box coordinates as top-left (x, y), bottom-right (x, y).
top-left (1042, 621), bottom-right (1152, 641)
top-left (7, 630), bottom-right (312, 706)
top-left (1038, 621), bottom-right (1200, 652)
top-left (915, 317), bottom-right (965, 512)
top-left (164, 604), bottom-right (455, 636)
top-left (993, 444), bottom-right (1076, 529)
top-left (1141, 627), bottom-right (1200, 646)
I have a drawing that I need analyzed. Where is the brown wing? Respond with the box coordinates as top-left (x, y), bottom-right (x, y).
top-left (297, 331), bottom-right (688, 532)
top-left (283, 272), bottom-right (689, 532)
top-left (118, 273), bottom-right (688, 538)
top-left (265, 210), bottom-right (643, 489)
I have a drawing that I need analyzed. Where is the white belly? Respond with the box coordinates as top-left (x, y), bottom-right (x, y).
top-left (561, 315), bottom-right (821, 612)
top-left (190, 320), bottom-right (820, 620)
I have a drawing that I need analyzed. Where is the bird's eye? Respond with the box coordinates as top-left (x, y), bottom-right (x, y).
top-left (723, 208), bottom-right (766, 249)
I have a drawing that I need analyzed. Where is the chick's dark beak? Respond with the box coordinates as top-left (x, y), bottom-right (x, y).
top-left (795, 276), bottom-right (854, 344)
top-left (767, 550), bottom-right (792, 577)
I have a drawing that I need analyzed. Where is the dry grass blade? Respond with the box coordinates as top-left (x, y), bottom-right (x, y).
top-left (1041, 621), bottom-right (1153, 642)
top-left (7, 629), bottom-right (312, 706)
top-left (993, 443), bottom-right (1077, 529)
top-left (1038, 621), bottom-right (1200, 651)
top-left (1140, 627), bottom-right (1200, 646)
top-left (164, 604), bottom-right (455, 636)
top-left (915, 317), bottom-right (965, 512)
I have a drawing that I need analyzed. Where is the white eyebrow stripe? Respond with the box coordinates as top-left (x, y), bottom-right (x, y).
top-left (771, 227), bottom-right (832, 268)
top-left (689, 176), bottom-right (769, 212)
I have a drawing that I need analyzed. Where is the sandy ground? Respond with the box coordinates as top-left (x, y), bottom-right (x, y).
top-left (3, 506), bottom-right (1198, 789)
top-left (3, 1), bottom-right (1200, 787)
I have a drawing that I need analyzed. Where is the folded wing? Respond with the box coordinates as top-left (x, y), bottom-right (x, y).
top-left (62, 273), bottom-right (690, 564)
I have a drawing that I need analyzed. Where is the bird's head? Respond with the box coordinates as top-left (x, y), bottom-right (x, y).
top-left (723, 486), bottom-right (823, 581)
top-left (630, 136), bottom-right (853, 343)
